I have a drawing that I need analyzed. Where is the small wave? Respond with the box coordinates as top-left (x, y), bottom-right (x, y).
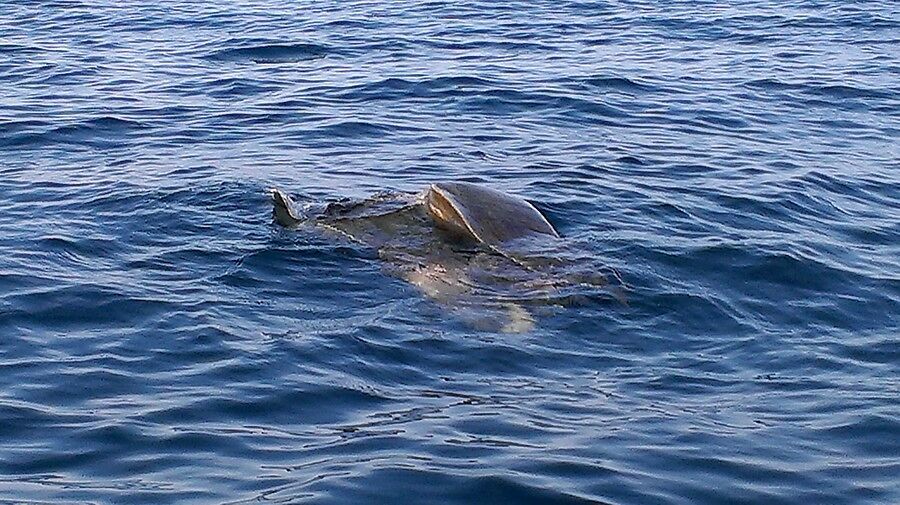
top-left (0, 119), bottom-right (54, 135)
top-left (319, 18), bottom-right (379, 29)
top-left (614, 155), bottom-right (645, 166)
top-left (334, 76), bottom-right (633, 123)
top-left (583, 76), bottom-right (657, 93)
top-left (205, 77), bottom-right (282, 99)
top-left (744, 79), bottom-right (896, 100)
top-left (2, 284), bottom-right (174, 329)
top-left (0, 43), bottom-right (44, 55)
top-left (743, 78), bottom-right (805, 92)
top-left (313, 120), bottom-right (417, 138)
top-left (63, 116), bottom-right (146, 132)
top-left (821, 414), bottom-right (900, 454)
top-left (144, 385), bottom-right (388, 425)
top-left (775, 14), bottom-right (898, 30)
top-left (36, 234), bottom-right (123, 268)
top-left (692, 111), bottom-right (751, 130)
top-left (335, 75), bottom-right (497, 102)
top-left (206, 42), bottom-right (330, 63)
top-left (811, 84), bottom-right (895, 101)
top-left (1, 116), bottom-right (147, 149)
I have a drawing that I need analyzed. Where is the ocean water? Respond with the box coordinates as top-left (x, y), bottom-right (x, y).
top-left (1, 0), bottom-right (898, 503)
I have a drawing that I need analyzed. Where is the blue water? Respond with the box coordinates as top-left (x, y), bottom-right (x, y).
top-left (1, 1), bottom-right (899, 503)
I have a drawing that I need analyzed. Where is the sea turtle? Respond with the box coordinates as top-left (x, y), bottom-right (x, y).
top-left (270, 182), bottom-right (616, 332)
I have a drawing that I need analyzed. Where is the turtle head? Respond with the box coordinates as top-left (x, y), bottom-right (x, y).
top-left (270, 187), bottom-right (303, 227)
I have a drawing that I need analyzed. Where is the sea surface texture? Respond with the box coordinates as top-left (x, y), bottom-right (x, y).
top-left (1, 1), bottom-right (898, 504)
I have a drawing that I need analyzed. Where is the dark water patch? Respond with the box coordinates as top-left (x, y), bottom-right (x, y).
top-left (3, 447), bottom-right (114, 475)
top-left (743, 78), bottom-right (805, 93)
top-left (319, 18), bottom-right (386, 30)
top-left (693, 244), bottom-right (855, 293)
top-left (206, 42), bottom-right (331, 64)
top-left (812, 84), bottom-right (897, 102)
top-left (744, 78), bottom-right (897, 102)
top-left (40, 368), bottom-right (152, 405)
top-left (582, 76), bottom-right (659, 93)
top-left (631, 289), bottom-right (753, 340)
top-left (772, 50), bottom-right (811, 59)
top-left (312, 120), bottom-right (389, 138)
top-left (691, 111), bottom-right (752, 131)
top-left (831, 333), bottom-right (900, 366)
top-left (834, 221), bottom-right (897, 247)
top-left (849, 37), bottom-right (900, 46)
top-left (472, 135), bottom-right (515, 142)
top-left (310, 120), bottom-right (422, 139)
top-left (0, 400), bottom-right (97, 437)
top-left (820, 414), bottom-right (900, 457)
top-left (0, 43), bottom-right (46, 55)
top-left (292, 469), bottom-right (608, 505)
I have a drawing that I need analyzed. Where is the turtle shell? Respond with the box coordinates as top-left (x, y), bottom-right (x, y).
top-left (425, 182), bottom-right (559, 250)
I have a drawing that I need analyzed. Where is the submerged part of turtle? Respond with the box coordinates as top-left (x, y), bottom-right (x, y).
top-left (271, 182), bottom-right (619, 332)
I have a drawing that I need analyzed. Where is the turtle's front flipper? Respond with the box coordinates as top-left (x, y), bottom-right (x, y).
top-left (271, 188), bottom-right (303, 228)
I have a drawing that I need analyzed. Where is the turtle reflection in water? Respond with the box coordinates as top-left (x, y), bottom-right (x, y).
top-left (271, 182), bottom-right (620, 332)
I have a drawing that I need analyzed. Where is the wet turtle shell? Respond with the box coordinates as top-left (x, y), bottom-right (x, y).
top-left (424, 182), bottom-right (559, 253)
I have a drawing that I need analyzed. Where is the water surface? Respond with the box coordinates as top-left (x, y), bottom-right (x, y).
top-left (1, 1), bottom-right (898, 504)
